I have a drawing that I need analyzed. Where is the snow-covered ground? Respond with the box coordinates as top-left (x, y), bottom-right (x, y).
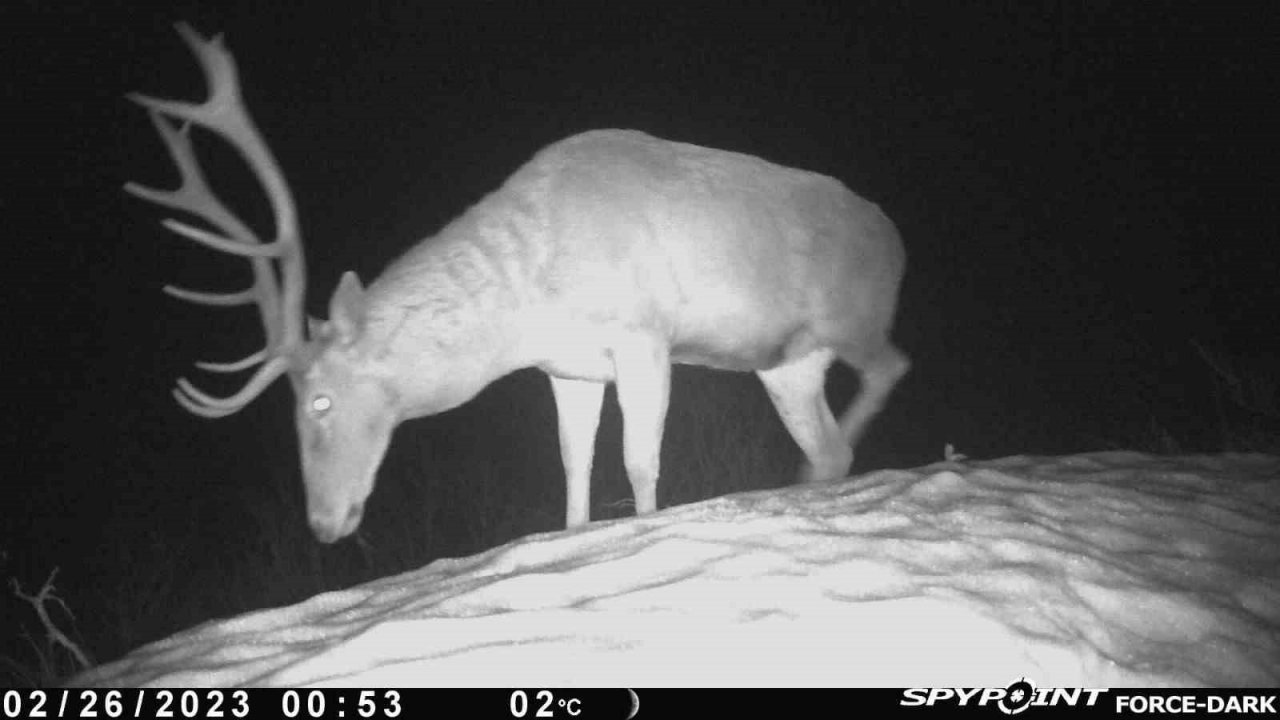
top-left (71, 452), bottom-right (1279, 688)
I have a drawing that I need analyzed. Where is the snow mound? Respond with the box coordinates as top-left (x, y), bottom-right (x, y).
top-left (71, 452), bottom-right (1280, 687)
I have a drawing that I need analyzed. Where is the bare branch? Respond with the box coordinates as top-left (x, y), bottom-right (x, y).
top-left (10, 568), bottom-right (93, 672)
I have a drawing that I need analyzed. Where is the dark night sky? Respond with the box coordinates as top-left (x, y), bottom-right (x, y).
top-left (3, 1), bottom-right (1278, 666)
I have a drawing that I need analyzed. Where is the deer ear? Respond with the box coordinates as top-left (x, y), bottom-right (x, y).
top-left (328, 271), bottom-right (366, 344)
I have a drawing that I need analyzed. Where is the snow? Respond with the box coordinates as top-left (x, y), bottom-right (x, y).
top-left (70, 452), bottom-right (1279, 688)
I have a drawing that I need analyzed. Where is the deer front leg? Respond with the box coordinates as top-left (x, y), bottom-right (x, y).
top-left (612, 336), bottom-right (672, 517)
top-left (757, 348), bottom-right (851, 483)
top-left (549, 376), bottom-right (605, 528)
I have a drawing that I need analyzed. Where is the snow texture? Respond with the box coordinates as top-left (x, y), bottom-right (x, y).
top-left (71, 452), bottom-right (1279, 688)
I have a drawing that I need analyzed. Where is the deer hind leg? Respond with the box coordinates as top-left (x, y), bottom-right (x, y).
top-left (612, 336), bottom-right (672, 517)
top-left (757, 348), bottom-right (852, 483)
top-left (549, 376), bottom-right (605, 528)
top-left (836, 342), bottom-right (910, 460)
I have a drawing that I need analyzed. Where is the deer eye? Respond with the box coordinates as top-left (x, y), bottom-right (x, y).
top-left (310, 394), bottom-right (333, 416)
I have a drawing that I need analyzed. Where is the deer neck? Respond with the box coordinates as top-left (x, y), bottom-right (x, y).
top-left (360, 235), bottom-right (538, 419)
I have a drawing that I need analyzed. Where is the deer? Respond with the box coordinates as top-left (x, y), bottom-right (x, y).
top-left (127, 23), bottom-right (910, 544)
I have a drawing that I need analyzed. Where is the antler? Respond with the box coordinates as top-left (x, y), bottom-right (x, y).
top-left (125, 23), bottom-right (306, 418)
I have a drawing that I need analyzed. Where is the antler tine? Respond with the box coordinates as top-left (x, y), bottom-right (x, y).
top-left (123, 110), bottom-right (268, 257)
top-left (174, 355), bottom-right (293, 419)
top-left (146, 22), bottom-right (304, 272)
top-left (162, 284), bottom-right (256, 307)
top-left (194, 349), bottom-right (269, 373)
top-left (128, 22), bottom-right (308, 418)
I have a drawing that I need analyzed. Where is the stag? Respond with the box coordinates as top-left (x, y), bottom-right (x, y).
top-left (128, 24), bottom-right (910, 543)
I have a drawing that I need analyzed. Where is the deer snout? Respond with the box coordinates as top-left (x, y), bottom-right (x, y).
top-left (309, 500), bottom-right (365, 544)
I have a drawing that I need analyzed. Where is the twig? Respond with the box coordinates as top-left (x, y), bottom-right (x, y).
top-left (10, 568), bottom-right (93, 671)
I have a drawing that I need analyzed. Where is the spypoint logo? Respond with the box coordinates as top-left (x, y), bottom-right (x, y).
top-left (999, 678), bottom-right (1036, 714)
top-left (900, 678), bottom-right (1107, 714)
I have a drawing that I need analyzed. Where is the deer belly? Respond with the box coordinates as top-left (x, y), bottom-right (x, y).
top-left (669, 312), bottom-right (807, 372)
